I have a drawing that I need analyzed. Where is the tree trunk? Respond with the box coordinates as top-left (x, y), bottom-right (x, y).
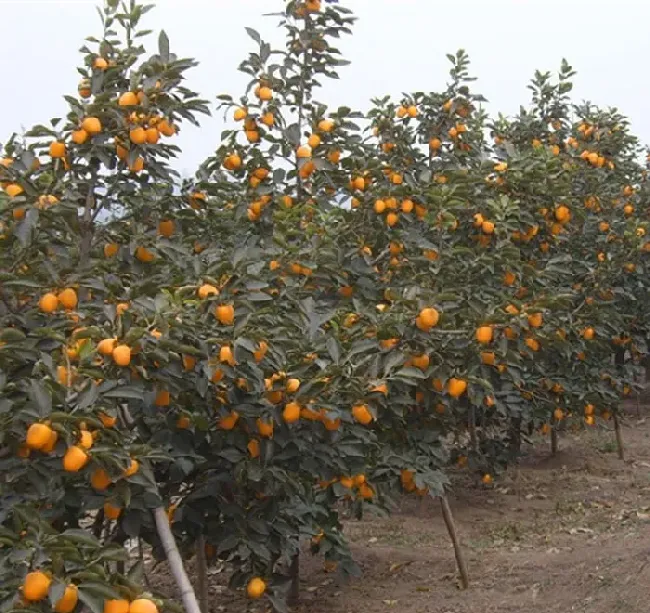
top-left (468, 404), bottom-right (478, 453)
top-left (439, 494), bottom-right (469, 589)
top-left (509, 416), bottom-right (522, 456)
top-left (153, 507), bottom-right (202, 613)
top-left (551, 426), bottom-right (558, 455)
top-left (196, 535), bottom-right (209, 613)
top-left (288, 551), bottom-right (300, 605)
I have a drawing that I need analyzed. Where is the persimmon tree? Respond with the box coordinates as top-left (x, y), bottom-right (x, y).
top-left (1, 1), bottom-right (649, 612)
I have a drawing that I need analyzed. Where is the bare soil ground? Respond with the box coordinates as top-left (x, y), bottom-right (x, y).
top-left (150, 405), bottom-right (650, 612)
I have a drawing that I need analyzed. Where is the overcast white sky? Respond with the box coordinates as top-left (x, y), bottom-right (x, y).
top-left (2, 1), bottom-right (649, 176)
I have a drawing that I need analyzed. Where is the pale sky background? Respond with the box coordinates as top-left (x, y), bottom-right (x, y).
top-left (1, 1), bottom-right (649, 176)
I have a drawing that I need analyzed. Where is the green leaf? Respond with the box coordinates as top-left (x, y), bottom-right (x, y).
top-left (28, 380), bottom-right (52, 417)
top-left (159, 30), bottom-right (170, 63)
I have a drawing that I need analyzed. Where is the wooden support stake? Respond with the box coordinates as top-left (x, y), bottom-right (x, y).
top-left (613, 412), bottom-right (625, 461)
top-left (439, 494), bottom-right (469, 589)
top-left (153, 507), bottom-right (202, 613)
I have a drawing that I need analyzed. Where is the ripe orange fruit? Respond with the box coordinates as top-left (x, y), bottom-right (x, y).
top-left (286, 378), bottom-right (300, 393)
top-left (93, 57), bottom-right (108, 70)
top-left (527, 312), bottom-right (543, 328)
top-left (481, 351), bottom-right (496, 366)
top-left (525, 337), bottom-right (540, 352)
top-left (56, 365), bottom-right (69, 386)
top-left (37, 292), bottom-right (58, 313)
top-left (584, 404), bottom-right (595, 416)
top-left (553, 408), bottom-right (564, 421)
top-left (257, 418), bottom-right (274, 438)
top-left (103, 242), bottom-right (119, 258)
top-left (307, 134), bottom-right (321, 149)
top-left (81, 117), bottom-right (102, 135)
top-left (90, 468), bottom-right (112, 490)
top-left (26, 423), bottom-right (53, 450)
top-left (129, 127), bottom-right (146, 145)
top-left (118, 91), bottom-right (138, 106)
top-left (128, 156), bottom-right (145, 172)
top-left (176, 415), bottom-right (191, 429)
top-left (112, 345), bottom-right (131, 366)
top-left (157, 219), bottom-right (174, 238)
top-left (415, 307), bottom-right (440, 331)
top-left (54, 584), bottom-right (78, 613)
top-left (129, 591), bottom-right (155, 611)
top-left (352, 403), bottom-right (373, 425)
top-left (63, 445), bottom-right (89, 472)
top-left (410, 353), bottom-right (430, 370)
top-left (401, 198), bottom-right (414, 213)
top-left (482, 474), bottom-right (493, 485)
top-left (429, 137), bottom-right (442, 150)
top-left (447, 378), bottom-right (467, 398)
top-left (583, 327), bottom-right (595, 340)
top-left (257, 86), bottom-right (273, 101)
top-left (97, 338), bottom-right (117, 356)
top-left (233, 107), bottom-right (247, 121)
top-left (475, 326), bottom-right (493, 344)
top-left (155, 390), bottom-right (171, 407)
top-left (49, 141), bottom-right (66, 158)
top-left (182, 354), bottom-right (196, 371)
top-left (481, 220), bottom-right (495, 234)
top-left (283, 401), bottom-right (301, 423)
top-left (103, 502), bottom-right (121, 520)
top-left (215, 304), bottom-right (235, 325)
top-left (144, 127), bottom-right (160, 144)
top-left (296, 145), bottom-right (311, 159)
top-left (116, 302), bottom-right (129, 316)
top-left (78, 79), bottom-right (91, 98)
top-left (247, 439), bottom-right (260, 458)
top-left (41, 429), bottom-right (59, 453)
top-left (386, 212), bottom-right (399, 227)
top-left (358, 483), bottom-right (374, 499)
top-left (58, 288), bottom-right (78, 310)
top-left (197, 284), bottom-right (219, 299)
top-left (23, 571), bottom-right (52, 601)
top-left (123, 458), bottom-right (139, 477)
top-left (135, 246), bottom-right (154, 262)
top-left (158, 119), bottom-right (176, 137)
top-left (78, 430), bottom-right (93, 450)
top-left (554, 204), bottom-right (570, 223)
top-left (251, 113), bottom-right (271, 130)
top-left (247, 577), bottom-right (267, 599)
top-left (5, 183), bottom-right (24, 198)
top-left (219, 345), bottom-right (236, 366)
top-left (104, 600), bottom-right (130, 613)
top-left (218, 411), bottom-right (239, 430)
top-left (318, 119), bottom-right (334, 132)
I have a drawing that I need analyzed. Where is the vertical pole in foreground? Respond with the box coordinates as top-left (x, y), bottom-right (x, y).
top-left (439, 494), bottom-right (469, 589)
top-left (154, 507), bottom-right (202, 613)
